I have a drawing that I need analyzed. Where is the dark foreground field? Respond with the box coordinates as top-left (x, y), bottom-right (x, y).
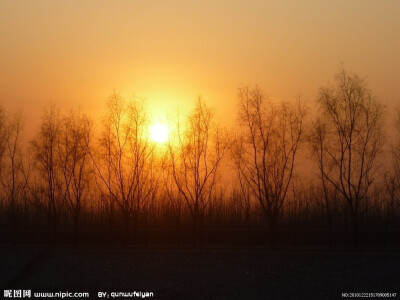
top-left (1, 247), bottom-right (399, 299)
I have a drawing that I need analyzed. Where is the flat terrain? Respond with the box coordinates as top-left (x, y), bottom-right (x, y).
top-left (1, 247), bottom-right (399, 299)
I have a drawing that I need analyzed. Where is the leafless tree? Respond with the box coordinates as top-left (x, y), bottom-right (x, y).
top-left (162, 158), bottom-right (185, 244)
top-left (234, 86), bottom-right (305, 248)
top-left (168, 98), bottom-right (229, 245)
top-left (313, 68), bottom-right (384, 249)
top-left (0, 111), bottom-right (30, 244)
top-left (58, 111), bottom-right (93, 244)
top-left (391, 109), bottom-right (400, 201)
top-left (93, 100), bottom-right (116, 243)
top-left (93, 92), bottom-right (158, 246)
top-left (309, 118), bottom-right (341, 247)
top-left (0, 106), bottom-right (9, 177)
top-left (384, 109), bottom-right (400, 229)
top-left (0, 106), bottom-right (9, 228)
top-left (31, 105), bottom-right (64, 246)
top-left (231, 136), bottom-right (254, 240)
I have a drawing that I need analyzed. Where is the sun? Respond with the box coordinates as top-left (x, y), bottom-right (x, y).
top-left (150, 123), bottom-right (169, 143)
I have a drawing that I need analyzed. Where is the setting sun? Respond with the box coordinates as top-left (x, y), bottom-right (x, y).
top-left (150, 123), bottom-right (169, 143)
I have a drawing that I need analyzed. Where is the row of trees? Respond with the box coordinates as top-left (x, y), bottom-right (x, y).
top-left (0, 68), bottom-right (399, 248)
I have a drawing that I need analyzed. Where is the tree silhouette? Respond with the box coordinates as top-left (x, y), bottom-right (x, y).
top-left (384, 109), bottom-right (400, 230)
top-left (169, 98), bottom-right (229, 245)
top-left (31, 105), bottom-right (64, 246)
top-left (59, 111), bottom-right (93, 244)
top-left (312, 68), bottom-right (384, 249)
top-left (0, 111), bottom-right (30, 245)
top-left (93, 93), bottom-right (158, 246)
top-left (309, 117), bottom-right (340, 247)
top-left (234, 86), bottom-right (305, 248)
top-left (0, 84), bottom-right (397, 249)
top-left (392, 109), bottom-right (400, 200)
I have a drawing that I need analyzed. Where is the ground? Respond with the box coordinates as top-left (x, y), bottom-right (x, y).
top-left (1, 247), bottom-right (399, 299)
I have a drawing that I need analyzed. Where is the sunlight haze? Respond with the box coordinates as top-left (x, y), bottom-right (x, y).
top-left (1, 0), bottom-right (399, 135)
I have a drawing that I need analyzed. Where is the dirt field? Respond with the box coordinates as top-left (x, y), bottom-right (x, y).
top-left (1, 247), bottom-right (399, 299)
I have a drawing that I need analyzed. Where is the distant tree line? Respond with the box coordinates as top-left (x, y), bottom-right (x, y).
top-left (0, 67), bottom-right (399, 249)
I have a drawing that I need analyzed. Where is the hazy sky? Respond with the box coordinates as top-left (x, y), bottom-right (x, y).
top-left (1, 0), bottom-right (399, 132)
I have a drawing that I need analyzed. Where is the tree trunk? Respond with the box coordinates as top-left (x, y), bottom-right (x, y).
top-left (176, 209), bottom-right (181, 245)
top-left (50, 204), bottom-right (57, 248)
top-left (268, 215), bottom-right (278, 249)
top-left (199, 214), bottom-right (204, 246)
top-left (327, 209), bottom-right (333, 248)
top-left (52, 216), bottom-right (57, 248)
top-left (108, 204), bottom-right (114, 245)
top-left (11, 201), bottom-right (17, 246)
top-left (192, 213), bottom-right (198, 247)
top-left (344, 207), bottom-right (349, 247)
top-left (122, 212), bottom-right (130, 247)
top-left (144, 211), bottom-right (149, 247)
top-left (246, 208), bottom-right (252, 245)
top-left (351, 209), bottom-right (359, 250)
top-left (133, 213), bottom-right (138, 245)
top-left (73, 213), bottom-right (79, 245)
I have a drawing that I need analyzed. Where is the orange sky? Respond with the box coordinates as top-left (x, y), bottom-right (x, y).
top-left (1, 0), bottom-right (399, 134)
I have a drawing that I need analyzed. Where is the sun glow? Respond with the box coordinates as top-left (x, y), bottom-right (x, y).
top-left (150, 123), bottom-right (169, 143)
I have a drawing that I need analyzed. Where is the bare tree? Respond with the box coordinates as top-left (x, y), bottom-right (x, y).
top-left (93, 93), bottom-right (157, 246)
top-left (231, 136), bottom-right (254, 241)
top-left (94, 101), bottom-right (116, 243)
top-left (0, 106), bottom-right (9, 179)
top-left (0, 106), bottom-right (9, 228)
top-left (168, 98), bottom-right (229, 245)
top-left (391, 109), bottom-right (400, 201)
top-left (234, 86), bottom-right (305, 248)
top-left (162, 159), bottom-right (185, 245)
top-left (309, 118), bottom-right (340, 247)
top-left (0, 111), bottom-right (30, 244)
top-left (384, 108), bottom-right (400, 230)
top-left (313, 68), bottom-right (384, 249)
top-left (58, 111), bottom-right (92, 244)
top-left (31, 105), bottom-right (64, 246)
